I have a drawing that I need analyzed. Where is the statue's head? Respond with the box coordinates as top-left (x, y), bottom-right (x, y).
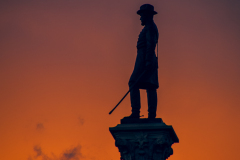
top-left (137, 4), bottom-right (157, 26)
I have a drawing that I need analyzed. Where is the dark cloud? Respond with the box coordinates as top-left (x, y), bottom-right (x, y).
top-left (32, 145), bottom-right (55, 160)
top-left (78, 116), bottom-right (84, 126)
top-left (60, 145), bottom-right (82, 160)
top-left (36, 123), bottom-right (44, 130)
top-left (31, 145), bottom-right (82, 160)
top-left (33, 145), bottom-right (43, 158)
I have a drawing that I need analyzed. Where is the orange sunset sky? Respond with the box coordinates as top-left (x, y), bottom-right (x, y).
top-left (1, 0), bottom-right (240, 160)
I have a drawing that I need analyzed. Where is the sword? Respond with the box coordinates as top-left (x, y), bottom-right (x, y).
top-left (109, 70), bottom-right (146, 115)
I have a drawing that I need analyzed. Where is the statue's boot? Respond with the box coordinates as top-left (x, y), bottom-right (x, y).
top-left (125, 111), bottom-right (140, 119)
top-left (125, 85), bottom-right (141, 119)
top-left (147, 88), bottom-right (157, 119)
top-left (148, 112), bottom-right (156, 119)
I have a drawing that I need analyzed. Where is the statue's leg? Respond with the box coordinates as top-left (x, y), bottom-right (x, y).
top-left (129, 83), bottom-right (141, 118)
top-left (147, 88), bottom-right (157, 119)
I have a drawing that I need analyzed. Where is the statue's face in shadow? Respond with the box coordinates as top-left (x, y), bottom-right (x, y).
top-left (140, 14), bottom-right (147, 26)
top-left (140, 13), bottom-right (152, 26)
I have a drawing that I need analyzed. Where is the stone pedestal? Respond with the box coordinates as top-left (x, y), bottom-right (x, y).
top-left (109, 118), bottom-right (179, 160)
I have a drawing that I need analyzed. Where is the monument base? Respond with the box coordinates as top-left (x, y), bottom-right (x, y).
top-left (109, 118), bottom-right (179, 160)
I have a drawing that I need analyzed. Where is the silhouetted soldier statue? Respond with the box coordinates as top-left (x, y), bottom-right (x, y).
top-left (127, 4), bottom-right (159, 119)
top-left (110, 8), bottom-right (179, 157)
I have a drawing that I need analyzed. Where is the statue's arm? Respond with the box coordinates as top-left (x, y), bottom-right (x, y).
top-left (146, 26), bottom-right (157, 68)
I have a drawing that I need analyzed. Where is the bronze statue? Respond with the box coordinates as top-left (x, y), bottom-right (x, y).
top-left (127, 4), bottom-right (159, 119)
top-left (109, 4), bottom-right (159, 120)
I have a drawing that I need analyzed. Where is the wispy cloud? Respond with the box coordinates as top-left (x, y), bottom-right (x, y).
top-left (30, 145), bottom-right (82, 160)
top-left (78, 116), bottom-right (84, 126)
top-left (33, 145), bottom-right (43, 158)
top-left (60, 145), bottom-right (82, 160)
top-left (36, 123), bottom-right (44, 131)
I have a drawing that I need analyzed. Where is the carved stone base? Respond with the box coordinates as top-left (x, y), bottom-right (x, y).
top-left (109, 119), bottom-right (179, 160)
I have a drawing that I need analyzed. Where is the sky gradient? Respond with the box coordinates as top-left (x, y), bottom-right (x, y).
top-left (1, 0), bottom-right (240, 160)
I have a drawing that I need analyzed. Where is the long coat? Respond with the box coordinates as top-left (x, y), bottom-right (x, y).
top-left (129, 21), bottom-right (159, 89)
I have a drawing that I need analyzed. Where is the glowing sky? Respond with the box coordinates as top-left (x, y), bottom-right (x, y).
top-left (0, 0), bottom-right (240, 160)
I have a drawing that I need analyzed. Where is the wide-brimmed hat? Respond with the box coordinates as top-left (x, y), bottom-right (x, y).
top-left (137, 4), bottom-right (157, 15)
